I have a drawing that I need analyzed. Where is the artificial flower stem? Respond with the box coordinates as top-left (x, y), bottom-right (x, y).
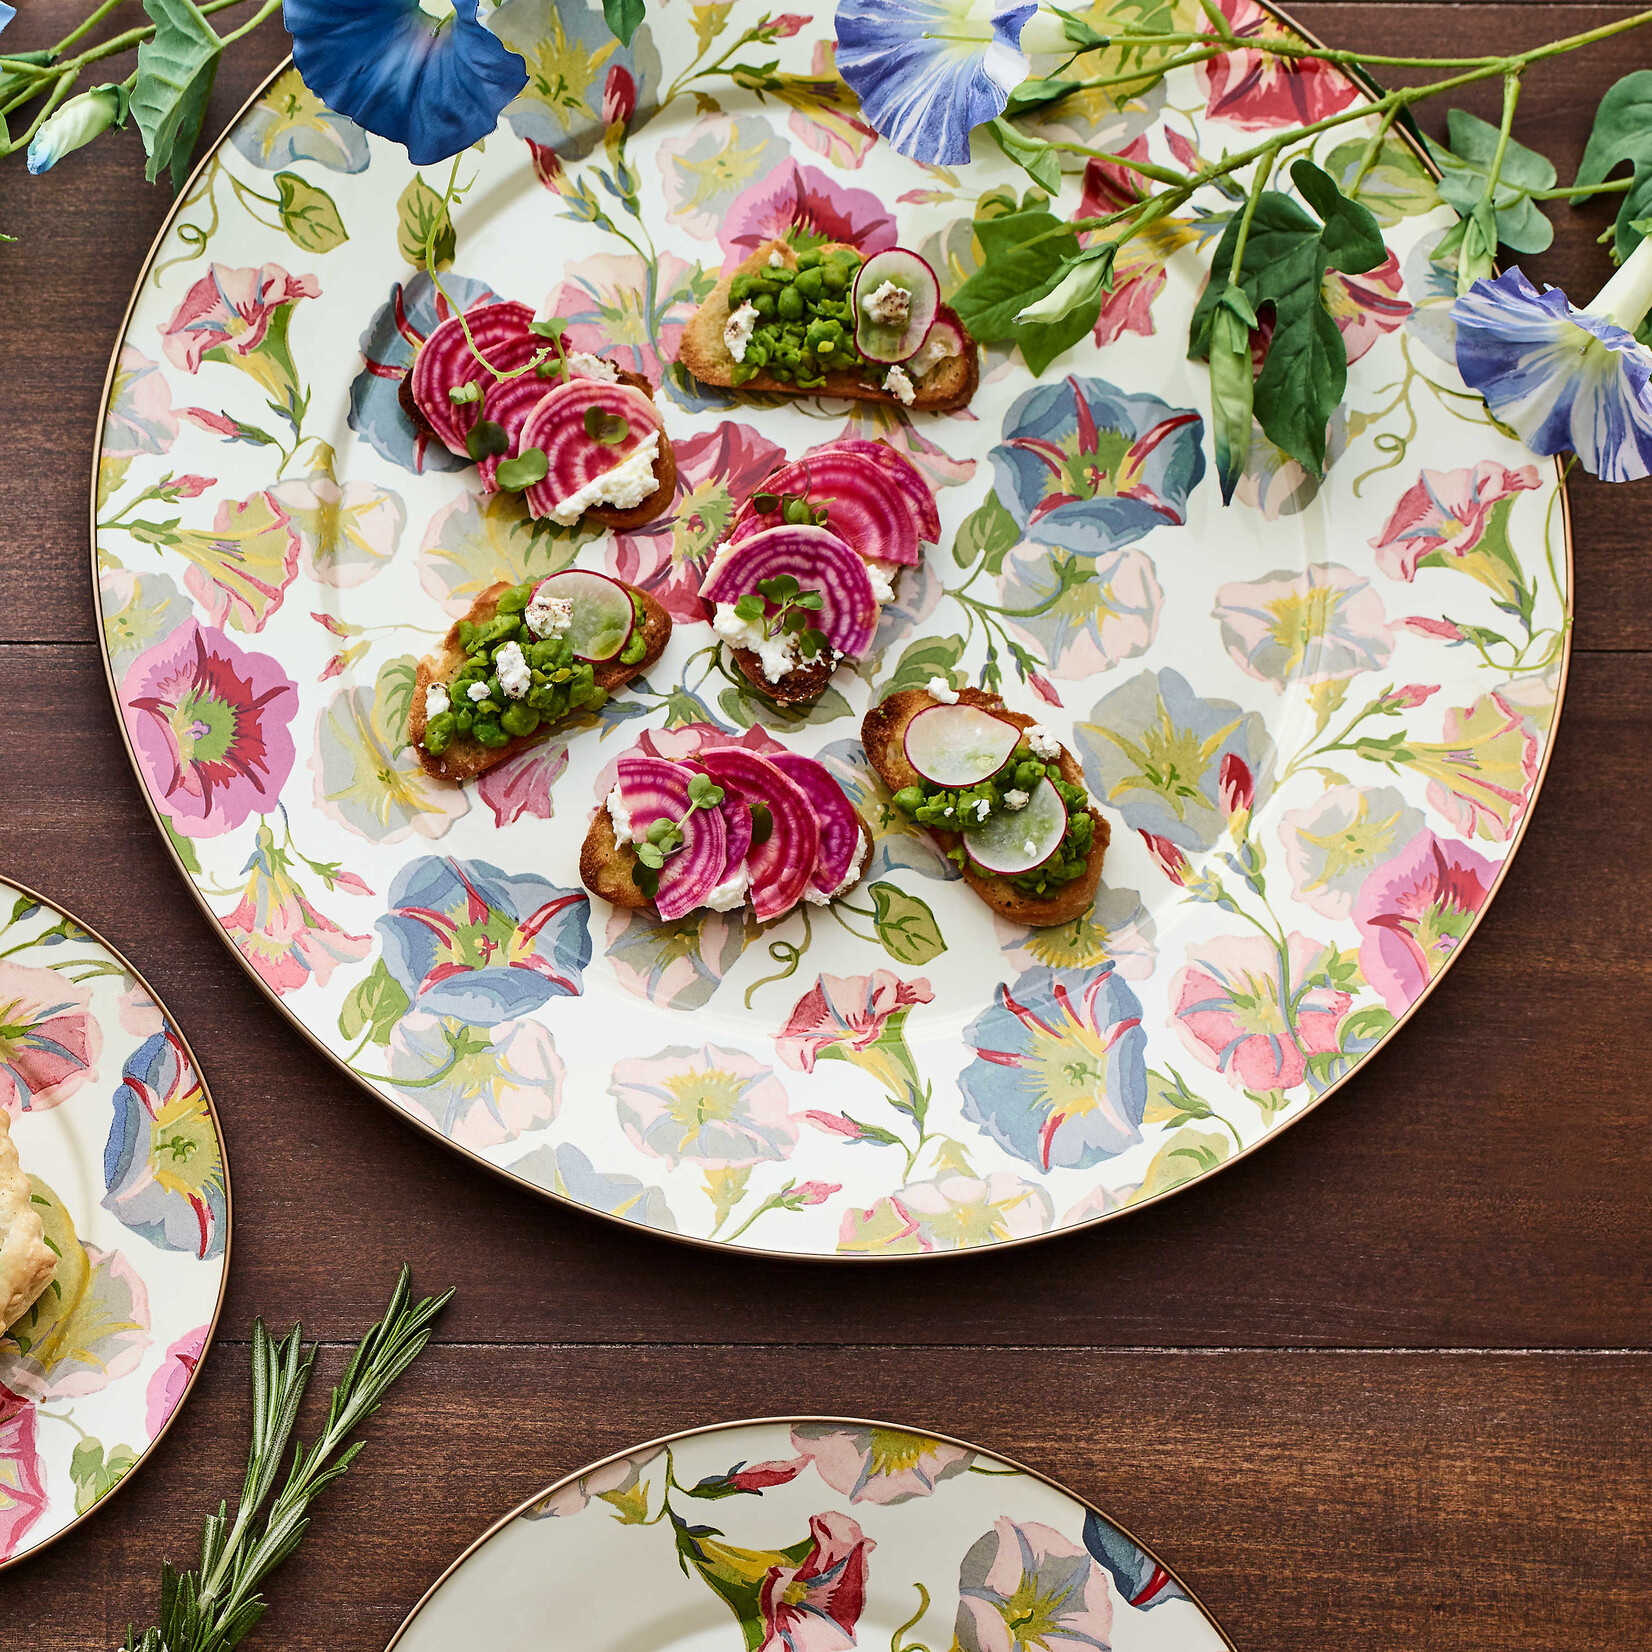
top-left (1475, 70), bottom-right (1524, 220)
top-left (1227, 144), bottom-right (1279, 288)
top-left (1586, 231), bottom-right (1652, 333)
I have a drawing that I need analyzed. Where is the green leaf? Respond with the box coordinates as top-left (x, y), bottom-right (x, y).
top-left (878, 633), bottom-right (965, 702)
top-left (465, 420), bottom-right (510, 462)
top-left (1004, 76), bottom-right (1082, 117)
top-left (397, 174), bottom-right (455, 270)
top-left (131, 0), bottom-right (221, 190)
top-left (1208, 285), bottom-right (1258, 508)
top-left (1189, 160), bottom-right (1385, 477)
top-left (987, 116), bottom-right (1061, 195)
top-left (162, 815), bottom-right (202, 875)
top-left (495, 446), bottom-right (549, 491)
top-left (868, 881), bottom-right (946, 966)
top-left (1575, 70), bottom-right (1652, 261)
top-left (1428, 109), bottom-right (1555, 255)
top-left (604, 0), bottom-right (646, 45)
top-left (1324, 136), bottom-right (1440, 228)
top-left (951, 493), bottom-right (1022, 573)
top-left (273, 172), bottom-right (348, 254)
top-left (584, 406), bottom-right (631, 445)
top-left (338, 959), bottom-right (410, 1046)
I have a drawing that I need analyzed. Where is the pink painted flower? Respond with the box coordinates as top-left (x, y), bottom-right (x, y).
top-left (1370, 461), bottom-right (1542, 582)
top-left (955, 1518), bottom-right (1113, 1652)
top-left (121, 619), bottom-right (299, 838)
top-left (1076, 145), bottom-right (1199, 346)
top-left (609, 421), bottom-right (789, 622)
top-left (0, 1387), bottom-right (46, 1560)
top-left (720, 160), bottom-right (897, 270)
top-left (1325, 251), bottom-right (1411, 364)
top-left (1140, 832), bottom-right (1191, 886)
top-left (758, 1511), bottom-right (874, 1652)
top-left (776, 971), bottom-right (934, 1106)
top-left (1381, 683), bottom-right (1439, 710)
top-left (1279, 784), bottom-right (1424, 921)
top-left (1170, 932), bottom-right (1352, 1093)
top-left (159, 261), bottom-right (320, 373)
top-left (166, 474), bottom-right (216, 499)
top-left (1198, 0), bottom-right (1360, 130)
top-left (770, 13), bottom-right (812, 35)
top-left (528, 1449), bottom-right (661, 1518)
top-left (802, 1110), bottom-right (867, 1140)
top-left (1027, 673), bottom-right (1062, 708)
top-left (1401, 615), bottom-right (1467, 642)
top-left (180, 406), bottom-right (241, 436)
top-left (1219, 752), bottom-right (1254, 818)
top-left (169, 489), bottom-right (304, 633)
top-left (103, 346), bottom-right (178, 459)
top-left (837, 1172), bottom-right (1056, 1254)
top-left (117, 983), bottom-right (166, 1039)
top-left (219, 823), bottom-right (371, 995)
top-left (477, 739), bottom-right (570, 826)
top-left (1354, 830), bottom-right (1497, 1013)
top-left (1408, 690), bottom-right (1539, 841)
top-left (0, 961), bottom-right (102, 1114)
top-left (601, 64), bottom-right (636, 128)
top-left (728, 1458), bottom-right (806, 1492)
top-left (144, 1324), bottom-right (208, 1437)
top-left (1215, 562), bottom-right (1394, 689)
top-left (789, 1423), bottom-right (974, 1505)
top-left (610, 1043), bottom-right (797, 1168)
top-left (539, 250), bottom-right (700, 384)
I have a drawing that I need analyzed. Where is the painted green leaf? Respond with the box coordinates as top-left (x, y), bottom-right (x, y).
top-left (674, 1514), bottom-right (812, 1652)
top-left (379, 654), bottom-right (420, 748)
top-left (71, 1436), bottom-right (139, 1514)
top-left (1428, 109), bottom-right (1555, 255)
top-left (1575, 70), bottom-right (1652, 260)
top-left (1142, 1067), bottom-right (1215, 1128)
top-left (1189, 160), bottom-right (1386, 476)
top-left (274, 172), bottom-right (348, 254)
top-left (878, 633), bottom-right (965, 702)
top-left (131, 0), bottom-right (222, 190)
top-left (1126, 1127), bottom-right (1229, 1205)
top-left (397, 174), bottom-right (455, 270)
top-left (1324, 136), bottom-right (1440, 227)
top-left (868, 881), bottom-right (946, 966)
top-left (338, 958), bottom-right (410, 1046)
top-left (951, 493), bottom-right (1021, 572)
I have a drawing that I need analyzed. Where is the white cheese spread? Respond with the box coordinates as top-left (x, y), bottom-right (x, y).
top-left (525, 586), bottom-right (573, 638)
top-left (863, 280), bottom-right (911, 326)
top-left (927, 675), bottom-right (959, 704)
top-left (466, 681), bottom-right (491, 703)
top-left (723, 301), bottom-right (759, 363)
top-left (565, 351), bottom-right (619, 382)
top-left (909, 327), bottom-right (960, 378)
top-left (495, 640), bottom-right (531, 699)
top-left (606, 784), bottom-right (634, 846)
top-left (423, 683), bottom-right (450, 720)
top-left (1003, 788), bottom-right (1030, 811)
top-left (883, 364), bottom-right (916, 406)
top-left (866, 560), bottom-right (897, 605)
top-left (547, 431), bottom-right (661, 525)
top-left (703, 864), bottom-right (750, 911)
top-left (1025, 723), bottom-right (1061, 759)
top-left (713, 601), bottom-right (802, 683)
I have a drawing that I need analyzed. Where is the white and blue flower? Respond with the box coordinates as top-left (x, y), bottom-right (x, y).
top-left (284, 0), bottom-right (528, 166)
top-left (835, 0), bottom-right (1047, 166)
top-left (1452, 239), bottom-right (1652, 482)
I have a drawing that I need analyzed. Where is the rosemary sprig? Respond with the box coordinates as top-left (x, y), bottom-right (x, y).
top-left (123, 1266), bottom-right (453, 1652)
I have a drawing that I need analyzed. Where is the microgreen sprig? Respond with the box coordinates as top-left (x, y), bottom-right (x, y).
top-left (121, 1267), bottom-right (452, 1652)
top-left (751, 487), bottom-right (830, 528)
top-left (632, 771), bottom-right (726, 897)
top-left (734, 574), bottom-right (830, 660)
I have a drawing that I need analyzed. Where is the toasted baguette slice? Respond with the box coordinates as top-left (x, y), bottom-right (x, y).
top-left (861, 687), bottom-right (1110, 929)
top-left (0, 1112), bottom-right (55, 1335)
top-left (729, 647), bottom-right (838, 708)
top-left (582, 807), bottom-right (873, 918)
top-left (401, 356), bottom-right (677, 531)
top-left (408, 578), bottom-right (671, 785)
top-left (677, 239), bottom-right (979, 414)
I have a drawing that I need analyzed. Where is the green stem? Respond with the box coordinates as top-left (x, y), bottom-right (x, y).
top-left (1227, 142), bottom-right (1279, 287)
top-left (1530, 178), bottom-right (1633, 200)
top-left (1474, 69), bottom-right (1524, 223)
top-left (1347, 100), bottom-right (1401, 197)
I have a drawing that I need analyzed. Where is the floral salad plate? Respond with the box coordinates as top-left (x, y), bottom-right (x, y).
top-left (92, 0), bottom-right (1567, 1257)
top-left (0, 877), bottom-right (228, 1567)
top-left (386, 1416), bottom-right (1232, 1652)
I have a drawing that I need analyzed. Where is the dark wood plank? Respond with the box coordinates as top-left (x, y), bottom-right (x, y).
top-left (0, 1344), bottom-right (1645, 1652)
top-left (3, 6), bottom-right (1652, 648)
top-left (2, 637), bottom-right (1648, 1350)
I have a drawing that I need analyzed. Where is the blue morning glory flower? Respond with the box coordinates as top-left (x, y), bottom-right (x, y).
top-left (0, 5), bottom-right (14, 34)
top-left (835, 0), bottom-right (1043, 165)
top-left (1452, 247), bottom-right (1652, 483)
top-left (284, 0), bottom-right (528, 167)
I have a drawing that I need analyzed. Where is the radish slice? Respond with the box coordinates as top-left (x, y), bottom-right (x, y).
top-left (903, 703), bottom-right (1022, 788)
top-left (810, 437), bottom-right (940, 544)
top-left (769, 752), bottom-right (862, 899)
top-left (410, 301), bottom-right (539, 456)
top-left (963, 778), bottom-right (1068, 875)
top-left (694, 748), bottom-right (818, 922)
top-left (909, 309), bottom-right (970, 379)
top-left (532, 569), bottom-right (635, 662)
top-left (615, 756), bottom-right (728, 920)
top-left (852, 248), bottom-right (941, 364)
top-left (476, 372), bottom-right (557, 490)
top-left (699, 524), bottom-right (879, 659)
top-left (520, 379), bottom-right (662, 522)
top-left (732, 450), bottom-right (921, 567)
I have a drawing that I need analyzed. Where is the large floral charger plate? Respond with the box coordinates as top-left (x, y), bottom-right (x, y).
top-left (91, 0), bottom-right (1568, 1257)
top-left (386, 1416), bottom-right (1232, 1651)
top-left (0, 878), bottom-right (228, 1567)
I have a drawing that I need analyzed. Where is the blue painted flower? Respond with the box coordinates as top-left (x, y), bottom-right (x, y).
top-left (102, 1030), bottom-right (228, 1260)
top-left (348, 270), bottom-right (496, 473)
top-left (231, 66), bottom-right (371, 173)
top-left (376, 856), bottom-right (591, 1025)
top-left (959, 962), bottom-right (1147, 1172)
top-left (1075, 667), bottom-right (1276, 851)
top-left (284, 0), bottom-right (528, 166)
top-left (509, 1141), bottom-right (677, 1232)
top-left (1452, 254), bottom-right (1652, 481)
top-left (1081, 1510), bottom-right (1190, 1611)
top-left (835, 0), bottom-right (1039, 166)
top-left (990, 375), bottom-right (1206, 558)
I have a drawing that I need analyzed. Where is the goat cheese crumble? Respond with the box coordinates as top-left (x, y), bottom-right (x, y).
top-left (1003, 788), bottom-right (1030, 811)
top-left (862, 280), bottom-right (911, 326)
top-left (883, 364), bottom-right (916, 406)
top-left (866, 560), bottom-right (897, 605)
top-left (606, 785), bottom-right (634, 846)
top-left (1025, 723), bottom-right (1061, 759)
top-left (423, 683), bottom-right (450, 720)
top-left (908, 327), bottom-right (960, 378)
top-left (494, 641), bottom-right (531, 699)
top-left (723, 301), bottom-right (759, 363)
top-left (565, 351), bottom-right (619, 382)
top-left (704, 864), bottom-right (750, 911)
top-left (547, 431), bottom-right (660, 525)
top-left (927, 675), bottom-right (959, 703)
top-left (714, 601), bottom-right (803, 682)
top-left (525, 586), bottom-right (573, 638)
top-left (466, 681), bottom-right (491, 703)
top-left (768, 250), bottom-right (784, 269)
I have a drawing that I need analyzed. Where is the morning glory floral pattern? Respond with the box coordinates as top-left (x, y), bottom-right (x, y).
top-left (93, 0), bottom-right (1568, 1254)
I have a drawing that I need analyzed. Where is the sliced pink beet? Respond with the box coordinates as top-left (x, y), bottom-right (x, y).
top-left (519, 379), bottom-right (663, 522)
top-left (409, 300), bottom-right (539, 457)
top-left (476, 372), bottom-right (558, 490)
top-left (614, 755), bottom-right (727, 921)
top-left (731, 450), bottom-right (921, 566)
top-left (694, 747), bottom-right (818, 922)
top-left (808, 436), bottom-right (940, 544)
top-left (768, 752), bottom-right (863, 899)
top-left (699, 524), bottom-right (879, 659)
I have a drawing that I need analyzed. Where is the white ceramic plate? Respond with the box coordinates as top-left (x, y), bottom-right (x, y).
top-left (92, 0), bottom-right (1568, 1256)
top-left (388, 1417), bottom-right (1232, 1652)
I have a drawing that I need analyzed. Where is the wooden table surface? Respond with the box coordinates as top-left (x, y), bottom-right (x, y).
top-left (2, 4), bottom-right (1649, 1648)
